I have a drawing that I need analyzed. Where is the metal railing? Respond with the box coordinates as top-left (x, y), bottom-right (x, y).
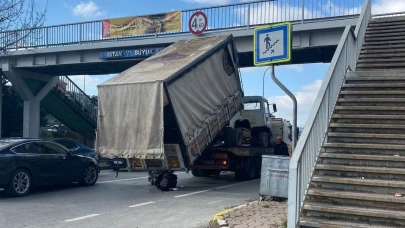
top-left (55, 76), bottom-right (97, 126)
top-left (287, 0), bottom-right (371, 227)
top-left (1, 0), bottom-right (363, 50)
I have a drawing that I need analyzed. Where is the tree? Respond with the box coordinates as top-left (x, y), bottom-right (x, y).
top-left (2, 77), bottom-right (47, 137)
top-left (0, 0), bottom-right (47, 54)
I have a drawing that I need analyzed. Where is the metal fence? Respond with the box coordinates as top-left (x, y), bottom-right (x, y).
top-left (0, 0), bottom-right (363, 50)
top-left (287, 0), bottom-right (371, 227)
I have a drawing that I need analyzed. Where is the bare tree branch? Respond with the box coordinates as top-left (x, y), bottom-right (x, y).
top-left (0, 0), bottom-right (47, 55)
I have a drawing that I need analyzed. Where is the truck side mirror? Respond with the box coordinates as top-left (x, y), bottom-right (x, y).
top-left (272, 104), bottom-right (277, 113)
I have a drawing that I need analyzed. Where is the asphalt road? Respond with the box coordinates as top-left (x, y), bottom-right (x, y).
top-left (0, 170), bottom-right (260, 228)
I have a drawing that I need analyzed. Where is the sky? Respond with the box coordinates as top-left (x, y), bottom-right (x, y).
top-left (32, 0), bottom-right (405, 127)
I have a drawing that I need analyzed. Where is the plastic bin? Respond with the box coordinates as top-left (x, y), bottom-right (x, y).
top-left (259, 155), bottom-right (290, 199)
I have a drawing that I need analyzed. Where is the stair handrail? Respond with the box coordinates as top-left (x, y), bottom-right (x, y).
top-left (56, 75), bottom-right (98, 125)
top-left (287, 0), bottom-right (371, 227)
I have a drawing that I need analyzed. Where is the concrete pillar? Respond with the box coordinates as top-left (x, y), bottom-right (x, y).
top-left (2, 63), bottom-right (57, 138)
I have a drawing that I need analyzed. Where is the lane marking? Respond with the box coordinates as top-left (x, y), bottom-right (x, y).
top-left (64, 214), bottom-right (100, 222)
top-left (98, 177), bottom-right (147, 184)
top-left (97, 172), bottom-right (187, 184)
top-left (129, 201), bottom-right (155, 208)
top-left (174, 179), bottom-right (259, 198)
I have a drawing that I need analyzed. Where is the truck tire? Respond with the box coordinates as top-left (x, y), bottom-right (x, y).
top-left (223, 127), bottom-right (233, 147)
top-left (235, 158), bottom-right (258, 181)
top-left (230, 128), bottom-right (243, 147)
top-left (246, 158), bottom-right (258, 180)
top-left (198, 169), bottom-right (210, 177)
top-left (211, 170), bottom-right (221, 176)
top-left (191, 168), bottom-right (200, 177)
top-left (259, 132), bottom-right (269, 148)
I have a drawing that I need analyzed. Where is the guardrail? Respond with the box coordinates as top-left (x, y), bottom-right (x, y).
top-left (287, 0), bottom-right (371, 227)
top-left (56, 76), bottom-right (97, 126)
top-left (1, 0), bottom-right (363, 50)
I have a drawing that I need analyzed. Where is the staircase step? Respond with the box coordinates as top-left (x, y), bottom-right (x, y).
top-left (366, 28), bottom-right (405, 35)
top-left (312, 176), bottom-right (405, 188)
top-left (303, 203), bottom-right (405, 221)
top-left (364, 40), bottom-right (405, 46)
top-left (365, 31), bottom-right (405, 38)
top-left (342, 83), bottom-right (405, 88)
top-left (370, 16), bottom-right (405, 23)
top-left (320, 152), bottom-right (405, 162)
top-left (358, 58), bottom-right (405, 63)
top-left (346, 76), bottom-right (405, 81)
top-left (308, 189), bottom-right (405, 204)
top-left (316, 164), bottom-right (405, 175)
top-left (335, 106), bottom-right (405, 111)
top-left (340, 90), bottom-right (405, 94)
top-left (361, 48), bottom-right (405, 54)
top-left (347, 71), bottom-right (405, 77)
top-left (365, 35), bottom-right (405, 42)
top-left (331, 114), bottom-right (405, 120)
top-left (360, 52), bottom-right (405, 58)
top-left (361, 43), bottom-right (405, 50)
top-left (367, 24), bottom-right (405, 32)
top-left (329, 123), bottom-right (405, 130)
top-left (357, 63), bottom-right (405, 69)
top-left (327, 132), bottom-right (405, 139)
top-left (299, 217), bottom-right (389, 228)
top-left (337, 98), bottom-right (405, 103)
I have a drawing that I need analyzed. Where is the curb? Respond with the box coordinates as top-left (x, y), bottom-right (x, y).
top-left (210, 201), bottom-right (256, 227)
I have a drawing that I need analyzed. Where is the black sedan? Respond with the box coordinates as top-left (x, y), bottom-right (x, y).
top-left (0, 138), bottom-right (98, 197)
top-left (51, 138), bottom-right (95, 158)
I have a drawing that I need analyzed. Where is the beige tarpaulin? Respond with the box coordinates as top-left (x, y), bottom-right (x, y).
top-left (97, 35), bottom-right (238, 159)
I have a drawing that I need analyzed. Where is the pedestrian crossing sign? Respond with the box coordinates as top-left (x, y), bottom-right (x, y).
top-left (253, 22), bottom-right (291, 66)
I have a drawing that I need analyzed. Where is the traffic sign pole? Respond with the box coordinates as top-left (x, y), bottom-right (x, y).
top-left (253, 22), bottom-right (297, 152)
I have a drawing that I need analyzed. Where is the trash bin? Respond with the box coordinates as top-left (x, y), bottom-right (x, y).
top-left (260, 155), bottom-right (290, 199)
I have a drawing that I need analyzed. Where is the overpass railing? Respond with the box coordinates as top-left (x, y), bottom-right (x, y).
top-left (1, 0), bottom-right (363, 50)
top-left (287, 0), bottom-right (371, 227)
top-left (55, 76), bottom-right (97, 126)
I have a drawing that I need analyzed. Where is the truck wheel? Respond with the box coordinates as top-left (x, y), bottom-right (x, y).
top-left (246, 158), bottom-right (258, 180)
top-left (223, 127), bottom-right (233, 148)
top-left (259, 132), bottom-right (269, 148)
top-left (235, 167), bottom-right (246, 180)
top-left (191, 168), bottom-right (200, 177)
top-left (198, 169), bottom-right (210, 177)
top-left (211, 170), bottom-right (221, 176)
top-left (230, 128), bottom-right (243, 147)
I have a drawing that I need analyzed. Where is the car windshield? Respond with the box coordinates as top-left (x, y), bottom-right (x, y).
top-left (244, 102), bottom-right (261, 110)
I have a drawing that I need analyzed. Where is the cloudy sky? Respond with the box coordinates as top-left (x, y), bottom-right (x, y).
top-left (33, 0), bottom-right (405, 127)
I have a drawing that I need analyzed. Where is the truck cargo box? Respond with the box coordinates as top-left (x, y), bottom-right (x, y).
top-left (96, 35), bottom-right (243, 170)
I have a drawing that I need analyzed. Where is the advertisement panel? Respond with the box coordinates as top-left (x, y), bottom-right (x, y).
top-left (102, 11), bottom-right (182, 38)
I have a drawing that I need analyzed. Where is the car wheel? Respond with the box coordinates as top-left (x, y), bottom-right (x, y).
top-left (5, 169), bottom-right (32, 197)
top-left (79, 165), bottom-right (98, 186)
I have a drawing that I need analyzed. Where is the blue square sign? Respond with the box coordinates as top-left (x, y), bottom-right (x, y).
top-left (254, 22), bottom-right (291, 66)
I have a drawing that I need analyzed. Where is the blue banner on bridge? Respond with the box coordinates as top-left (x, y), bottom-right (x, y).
top-left (99, 47), bottom-right (165, 60)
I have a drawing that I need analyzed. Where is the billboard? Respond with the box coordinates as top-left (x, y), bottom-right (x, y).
top-left (102, 11), bottom-right (182, 38)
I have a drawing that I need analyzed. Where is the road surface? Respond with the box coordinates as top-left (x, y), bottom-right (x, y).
top-left (0, 170), bottom-right (260, 228)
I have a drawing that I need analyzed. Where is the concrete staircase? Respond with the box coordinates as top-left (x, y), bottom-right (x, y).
top-left (358, 16), bottom-right (405, 71)
top-left (299, 16), bottom-right (405, 227)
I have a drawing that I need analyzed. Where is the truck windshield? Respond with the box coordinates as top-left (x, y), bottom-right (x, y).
top-left (244, 102), bottom-right (261, 110)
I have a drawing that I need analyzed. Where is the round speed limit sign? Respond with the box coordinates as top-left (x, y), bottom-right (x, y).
top-left (189, 11), bottom-right (208, 35)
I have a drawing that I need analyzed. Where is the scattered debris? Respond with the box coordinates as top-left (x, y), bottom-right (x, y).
top-left (395, 193), bottom-right (402, 197)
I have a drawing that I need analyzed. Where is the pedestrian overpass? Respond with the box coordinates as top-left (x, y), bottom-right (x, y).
top-left (0, 0), bottom-right (364, 138)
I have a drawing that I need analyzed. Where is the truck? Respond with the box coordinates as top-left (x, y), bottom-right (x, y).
top-left (96, 35), bottom-right (278, 191)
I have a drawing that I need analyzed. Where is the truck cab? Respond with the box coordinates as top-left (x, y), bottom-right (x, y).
top-left (227, 96), bottom-right (277, 148)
